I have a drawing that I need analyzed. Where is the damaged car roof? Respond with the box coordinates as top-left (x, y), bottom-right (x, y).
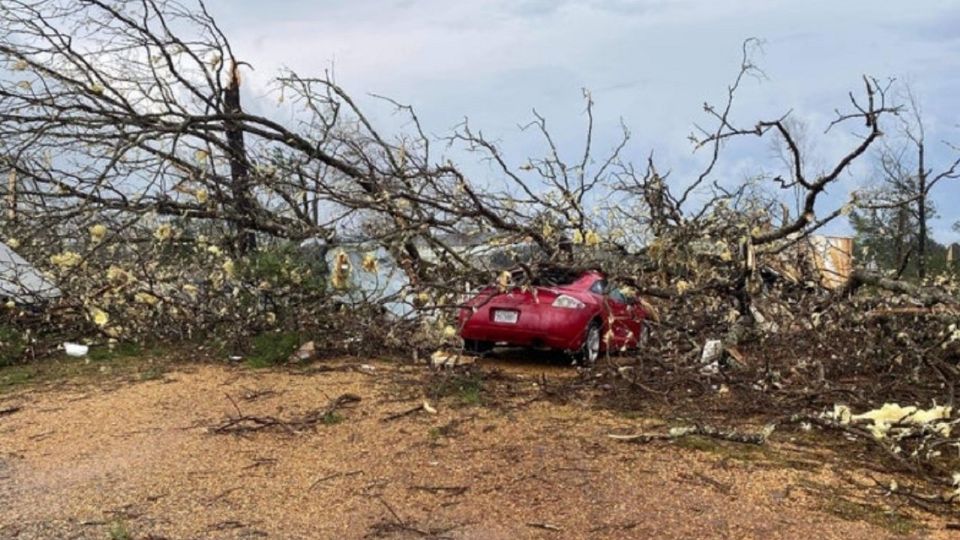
top-left (0, 241), bottom-right (61, 304)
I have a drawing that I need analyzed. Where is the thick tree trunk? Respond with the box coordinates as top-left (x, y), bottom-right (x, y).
top-left (224, 63), bottom-right (256, 255)
top-left (917, 143), bottom-right (927, 280)
top-left (6, 169), bottom-right (16, 222)
top-left (844, 268), bottom-right (957, 307)
top-left (894, 205), bottom-right (906, 272)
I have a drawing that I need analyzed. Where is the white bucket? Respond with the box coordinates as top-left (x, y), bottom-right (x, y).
top-left (64, 342), bottom-right (89, 357)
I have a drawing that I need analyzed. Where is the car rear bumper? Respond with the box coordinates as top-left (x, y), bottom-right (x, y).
top-left (459, 304), bottom-right (594, 351)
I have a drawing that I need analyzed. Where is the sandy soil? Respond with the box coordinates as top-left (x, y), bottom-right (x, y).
top-left (0, 357), bottom-right (949, 539)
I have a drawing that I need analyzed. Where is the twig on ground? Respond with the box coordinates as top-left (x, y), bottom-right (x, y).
top-left (210, 393), bottom-right (361, 434)
top-left (310, 470), bottom-right (362, 490)
top-left (371, 496), bottom-right (433, 537)
top-left (684, 471), bottom-right (733, 494)
top-left (381, 400), bottom-right (437, 422)
top-left (0, 406), bottom-right (22, 417)
top-left (409, 485), bottom-right (469, 496)
top-left (527, 522), bottom-right (563, 532)
top-left (239, 387), bottom-right (278, 402)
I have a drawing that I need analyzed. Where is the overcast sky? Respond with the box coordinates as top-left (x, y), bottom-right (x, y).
top-left (207, 0), bottom-right (960, 242)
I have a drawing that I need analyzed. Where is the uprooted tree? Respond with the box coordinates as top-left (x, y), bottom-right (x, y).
top-left (3, 0), bottom-right (960, 506)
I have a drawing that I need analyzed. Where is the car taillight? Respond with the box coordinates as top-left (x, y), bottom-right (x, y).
top-left (552, 294), bottom-right (585, 309)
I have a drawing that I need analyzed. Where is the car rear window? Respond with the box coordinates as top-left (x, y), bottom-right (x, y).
top-left (510, 267), bottom-right (588, 287)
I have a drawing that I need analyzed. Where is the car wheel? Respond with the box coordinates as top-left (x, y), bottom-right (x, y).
top-left (463, 339), bottom-right (494, 356)
top-left (576, 321), bottom-right (601, 366)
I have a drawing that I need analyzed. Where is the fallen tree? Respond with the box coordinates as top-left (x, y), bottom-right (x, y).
top-left (0, 3), bottom-right (908, 345)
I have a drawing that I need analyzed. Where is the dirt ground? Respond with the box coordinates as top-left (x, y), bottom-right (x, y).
top-left (0, 355), bottom-right (954, 539)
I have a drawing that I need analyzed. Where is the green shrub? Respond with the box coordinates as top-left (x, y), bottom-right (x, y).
top-left (321, 411), bottom-right (344, 425)
top-left (241, 244), bottom-right (327, 295)
top-left (0, 325), bottom-right (28, 367)
top-left (428, 371), bottom-right (485, 406)
top-left (138, 364), bottom-right (165, 381)
top-left (246, 331), bottom-right (300, 368)
top-left (0, 366), bottom-right (33, 393)
top-left (107, 520), bottom-right (132, 540)
top-left (87, 342), bottom-right (143, 362)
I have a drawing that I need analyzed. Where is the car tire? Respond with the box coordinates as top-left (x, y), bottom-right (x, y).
top-left (463, 339), bottom-right (494, 356)
top-left (575, 321), bottom-right (602, 366)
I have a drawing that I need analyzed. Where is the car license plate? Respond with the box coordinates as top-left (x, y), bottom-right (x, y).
top-left (493, 310), bottom-right (518, 324)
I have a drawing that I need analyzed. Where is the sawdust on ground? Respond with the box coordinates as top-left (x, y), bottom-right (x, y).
top-left (0, 358), bottom-right (951, 539)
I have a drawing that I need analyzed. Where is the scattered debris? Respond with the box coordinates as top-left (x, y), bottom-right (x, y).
top-left (723, 345), bottom-right (747, 368)
top-left (431, 350), bottom-right (475, 368)
top-left (700, 340), bottom-right (723, 364)
top-left (824, 403), bottom-right (954, 439)
top-left (700, 339), bottom-right (723, 374)
top-left (853, 403), bottom-right (951, 426)
top-left (288, 341), bottom-right (316, 363)
top-left (865, 306), bottom-right (960, 319)
top-left (808, 235), bottom-right (854, 290)
top-left (749, 306), bottom-right (778, 333)
top-left (637, 297), bottom-right (661, 323)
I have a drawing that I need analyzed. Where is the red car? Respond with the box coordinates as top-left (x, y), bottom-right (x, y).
top-left (458, 269), bottom-right (649, 364)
